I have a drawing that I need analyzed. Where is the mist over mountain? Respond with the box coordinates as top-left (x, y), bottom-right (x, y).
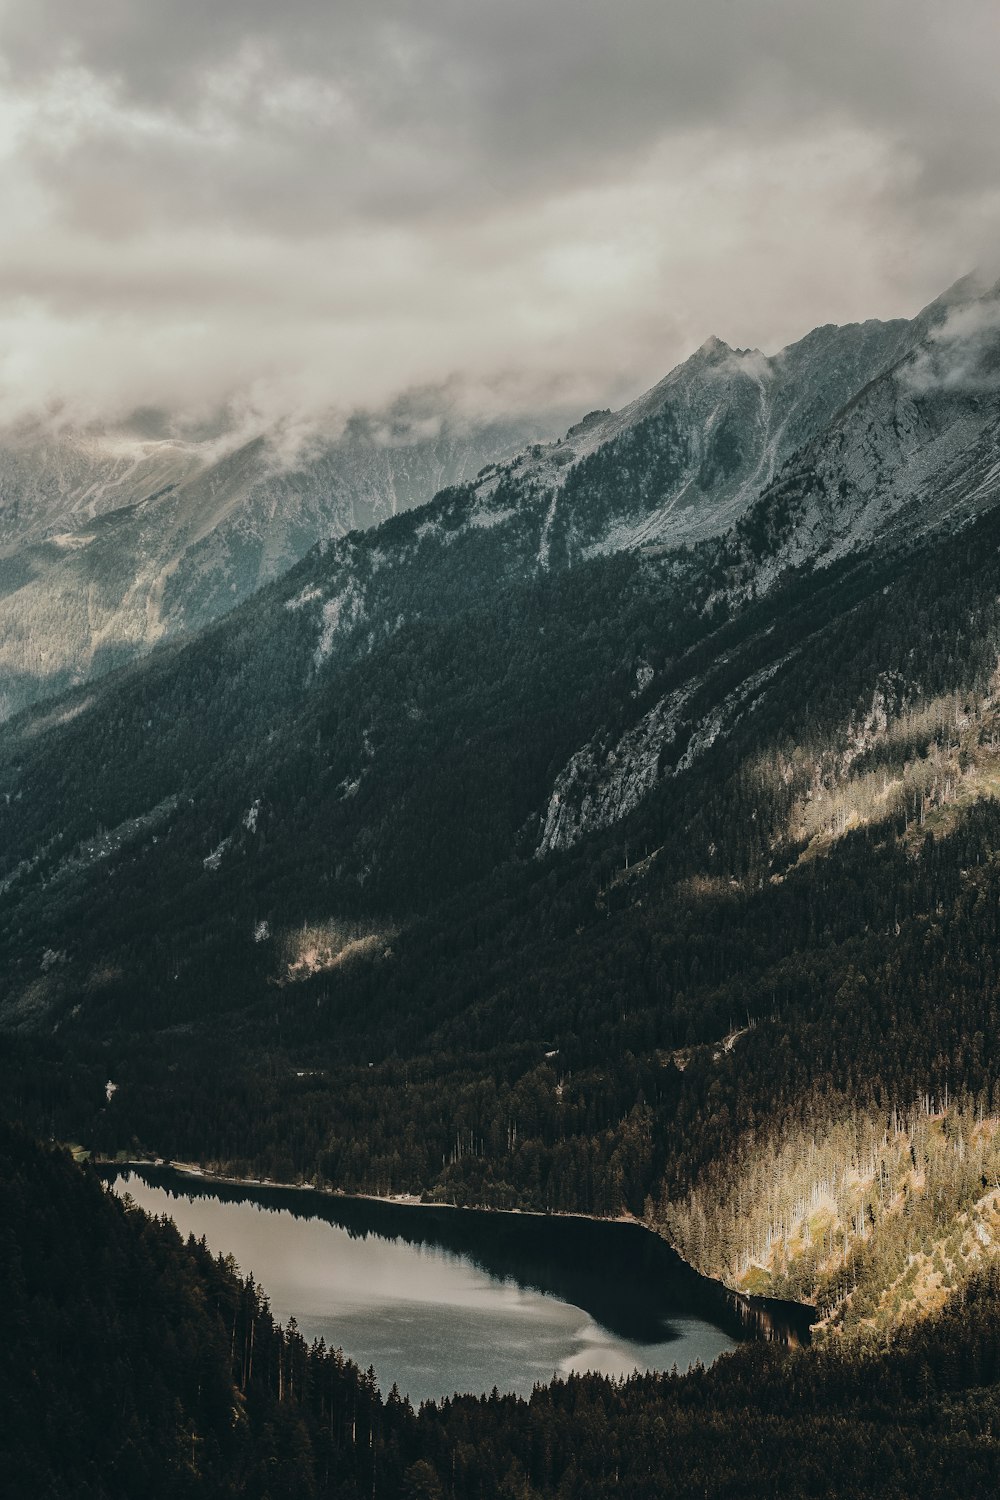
top-left (0, 389), bottom-right (573, 720)
top-left (2, 278), bottom-right (959, 727)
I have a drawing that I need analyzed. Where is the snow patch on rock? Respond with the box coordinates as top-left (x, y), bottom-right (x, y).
top-left (537, 490), bottom-right (559, 568)
top-left (468, 503), bottom-right (516, 530)
top-left (203, 837), bottom-right (231, 871)
top-left (632, 662), bottom-right (654, 697)
top-left (315, 582), bottom-right (366, 666)
top-left (285, 585), bottom-right (322, 611)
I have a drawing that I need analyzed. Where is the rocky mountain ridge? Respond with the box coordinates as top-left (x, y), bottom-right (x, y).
top-left (2, 280), bottom-right (972, 723)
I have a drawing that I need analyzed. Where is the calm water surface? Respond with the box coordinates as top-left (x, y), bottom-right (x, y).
top-left (113, 1170), bottom-right (740, 1404)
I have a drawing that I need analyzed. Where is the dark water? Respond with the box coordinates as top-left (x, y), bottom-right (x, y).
top-left (109, 1167), bottom-right (812, 1405)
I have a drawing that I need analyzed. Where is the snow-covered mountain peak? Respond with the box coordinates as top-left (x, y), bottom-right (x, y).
top-left (731, 276), bottom-right (1000, 589)
top-left (471, 312), bottom-right (924, 562)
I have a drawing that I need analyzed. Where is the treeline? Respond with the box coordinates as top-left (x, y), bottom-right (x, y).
top-left (2, 1121), bottom-right (395, 1498)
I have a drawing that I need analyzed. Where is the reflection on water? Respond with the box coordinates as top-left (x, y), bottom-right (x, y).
top-left (109, 1169), bottom-right (807, 1405)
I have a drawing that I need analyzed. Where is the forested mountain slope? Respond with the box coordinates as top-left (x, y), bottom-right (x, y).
top-left (5, 272), bottom-right (1000, 1338)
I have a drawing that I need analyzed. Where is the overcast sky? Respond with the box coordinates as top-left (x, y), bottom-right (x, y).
top-left (0, 0), bottom-right (997, 433)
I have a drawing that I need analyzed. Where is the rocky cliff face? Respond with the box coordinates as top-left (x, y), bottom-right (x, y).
top-left (731, 278), bottom-right (1000, 590)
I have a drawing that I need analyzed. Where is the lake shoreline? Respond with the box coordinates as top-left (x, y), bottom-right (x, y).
top-left (116, 1154), bottom-right (642, 1225)
top-left (106, 1163), bottom-right (759, 1404)
top-left (96, 1154), bottom-right (816, 1349)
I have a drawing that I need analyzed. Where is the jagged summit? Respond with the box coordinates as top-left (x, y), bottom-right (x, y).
top-left (916, 268), bottom-right (995, 325)
top-left (730, 272), bottom-right (1000, 588)
top-left (473, 307), bottom-right (923, 559)
top-left (692, 333), bottom-right (733, 358)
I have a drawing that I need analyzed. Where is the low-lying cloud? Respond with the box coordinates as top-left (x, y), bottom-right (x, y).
top-left (903, 284), bottom-right (1000, 394)
top-left (0, 0), bottom-right (997, 435)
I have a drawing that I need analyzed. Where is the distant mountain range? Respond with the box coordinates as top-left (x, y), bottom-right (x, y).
top-left (0, 395), bottom-right (567, 720)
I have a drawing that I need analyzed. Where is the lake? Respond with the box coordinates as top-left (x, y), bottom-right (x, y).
top-left (109, 1167), bottom-right (810, 1405)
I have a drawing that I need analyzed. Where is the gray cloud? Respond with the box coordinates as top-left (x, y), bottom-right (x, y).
top-left (0, 0), bottom-right (997, 430)
top-left (903, 279), bottom-right (1000, 393)
top-left (7, 1), bottom-right (1000, 230)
